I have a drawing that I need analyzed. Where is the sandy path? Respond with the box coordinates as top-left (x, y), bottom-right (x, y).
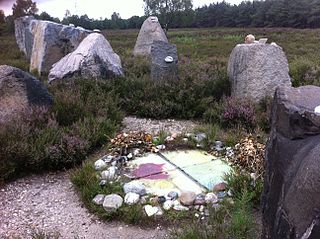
top-left (0, 171), bottom-right (167, 239)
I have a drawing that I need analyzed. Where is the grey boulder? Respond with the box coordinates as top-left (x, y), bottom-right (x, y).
top-left (151, 41), bottom-right (178, 81)
top-left (179, 191), bottom-right (196, 206)
top-left (123, 181), bottom-right (146, 196)
top-left (262, 85), bottom-right (320, 239)
top-left (48, 33), bottom-right (124, 82)
top-left (133, 16), bottom-right (168, 57)
top-left (0, 65), bottom-right (53, 122)
top-left (23, 19), bottom-right (91, 75)
top-left (92, 194), bottom-right (105, 205)
top-left (102, 194), bottom-right (123, 212)
top-left (227, 43), bottom-right (291, 102)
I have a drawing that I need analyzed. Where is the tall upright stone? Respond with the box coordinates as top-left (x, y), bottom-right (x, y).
top-left (133, 16), bottom-right (168, 57)
top-left (262, 85), bottom-right (320, 239)
top-left (227, 43), bottom-right (291, 102)
top-left (151, 41), bottom-right (178, 81)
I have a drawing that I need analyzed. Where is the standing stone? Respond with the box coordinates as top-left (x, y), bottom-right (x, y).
top-left (48, 33), bottom-right (123, 82)
top-left (133, 16), bottom-right (168, 57)
top-left (151, 41), bottom-right (178, 81)
top-left (262, 85), bottom-right (320, 239)
top-left (14, 16), bottom-right (36, 60)
top-left (103, 194), bottom-right (123, 212)
top-left (0, 65), bottom-right (53, 123)
top-left (227, 43), bottom-right (291, 102)
top-left (28, 20), bottom-right (91, 75)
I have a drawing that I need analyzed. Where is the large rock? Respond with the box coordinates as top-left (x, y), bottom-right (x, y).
top-left (48, 33), bottom-right (123, 82)
top-left (151, 41), bottom-right (178, 81)
top-left (179, 191), bottom-right (196, 206)
top-left (123, 181), bottom-right (146, 196)
top-left (30, 21), bottom-right (91, 75)
top-left (0, 65), bottom-right (53, 122)
top-left (227, 43), bottom-right (291, 102)
top-left (102, 194), bottom-right (123, 212)
top-left (262, 85), bottom-right (320, 239)
top-left (133, 16), bottom-right (168, 57)
top-left (14, 16), bottom-right (36, 60)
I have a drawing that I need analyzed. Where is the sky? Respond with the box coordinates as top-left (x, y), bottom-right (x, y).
top-left (0, 0), bottom-right (245, 19)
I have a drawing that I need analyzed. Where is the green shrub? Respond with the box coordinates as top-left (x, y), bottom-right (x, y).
top-left (171, 171), bottom-right (259, 239)
top-left (0, 79), bottom-right (123, 182)
top-left (255, 97), bottom-right (273, 132)
top-left (71, 160), bottom-right (150, 225)
top-left (113, 67), bottom-right (230, 119)
top-left (290, 58), bottom-right (320, 87)
top-left (225, 170), bottom-right (263, 206)
top-left (204, 96), bottom-right (256, 130)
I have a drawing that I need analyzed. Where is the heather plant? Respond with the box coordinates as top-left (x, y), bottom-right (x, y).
top-left (221, 96), bottom-right (256, 129)
top-left (204, 96), bottom-right (256, 130)
top-left (0, 79), bottom-right (123, 182)
top-left (46, 134), bottom-right (89, 168)
top-left (0, 107), bottom-right (61, 181)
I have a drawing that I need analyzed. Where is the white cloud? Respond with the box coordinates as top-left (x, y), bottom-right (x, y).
top-left (1, 0), bottom-right (249, 18)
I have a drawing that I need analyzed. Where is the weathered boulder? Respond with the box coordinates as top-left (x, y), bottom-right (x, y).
top-left (14, 16), bottom-right (36, 60)
top-left (262, 85), bottom-right (320, 239)
top-left (180, 191), bottom-right (196, 206)
top-left (28, 20), bottom-right (91, 75)
top-left (151, 41), bottom-right (178, 81)
top-left (48, 33), bottom-right (123, 82)
top-left (124, 192), bottom-right (140, 205)
top-left (133, 16), bottom-right (168, 57)
top-left (102, 194), bottom-right (123, 212)
top-left (92, 194), bottom-right (105, 205)
top-left (123, 181), bottom-right (146, 196)
top-left (0, 65), bottom-right (53, 122)
top-left (227, 43), bottom-right (291, 102)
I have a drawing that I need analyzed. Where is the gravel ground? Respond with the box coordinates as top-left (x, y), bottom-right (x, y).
top-left (121, 116), bottom-right (199, 135)
top-left (0, 171), bottom-right (167, 239)
top-left (0, 117), bottom-right (199, 239)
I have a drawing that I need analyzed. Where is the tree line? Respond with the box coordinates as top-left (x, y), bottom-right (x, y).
top-left (1, 0), bottom-right (320, 32)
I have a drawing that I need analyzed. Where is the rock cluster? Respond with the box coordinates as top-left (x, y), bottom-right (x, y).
top-left (107, 132), bottom-right (159, 157)
top-left (92, 134), bottom-right (231, 218)
top-left (262, 85), bottom-right (320, 239)
top-left (15, 16), bottom-right (124, 82)
top-left (227, 42), bottom-right (291, 102)
top-left (0, 65), bottom-right (53, 123)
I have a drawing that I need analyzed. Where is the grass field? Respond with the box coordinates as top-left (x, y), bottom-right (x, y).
top-left (2, 27), bottom-right (319, 86)
top-left (1, 27), bottom-right (320, 238)
top-left (107, 27), bottom-right (320, 86)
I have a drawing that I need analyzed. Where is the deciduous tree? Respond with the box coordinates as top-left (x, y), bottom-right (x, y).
top-left (0, 10), bottom-right (5, 23)
top-left (12, 0), bottom-right (38, 19)
top-left (143, 0), bottom-right (193, 31)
